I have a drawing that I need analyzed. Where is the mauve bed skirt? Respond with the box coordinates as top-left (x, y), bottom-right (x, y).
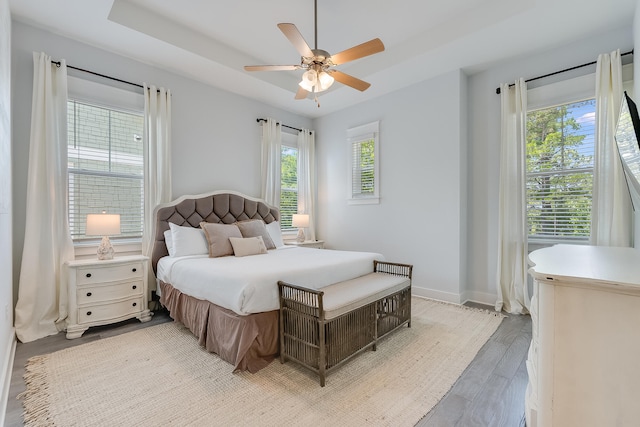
top-left (158, 280), bottom-right (279, 373)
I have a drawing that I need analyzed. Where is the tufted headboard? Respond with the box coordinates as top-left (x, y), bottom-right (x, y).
top-left (151, 190), bottom-right (279, 274)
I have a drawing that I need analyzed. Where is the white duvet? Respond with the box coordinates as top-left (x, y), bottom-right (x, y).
top-left (156, 246), bottom-right (383, 315)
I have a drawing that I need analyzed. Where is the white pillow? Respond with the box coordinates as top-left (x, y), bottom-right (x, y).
top-left (164, 230), bottom-right (175, 256)
top-left (266, 220), bottom-right (285, 248)
top-left (169, 222), bottom-right (209, 257)
top-left (229, 236), bottom-right (268, 257)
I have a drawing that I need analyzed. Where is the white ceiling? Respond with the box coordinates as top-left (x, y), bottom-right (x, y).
top-left (9, 0), bottom-right (638, 118)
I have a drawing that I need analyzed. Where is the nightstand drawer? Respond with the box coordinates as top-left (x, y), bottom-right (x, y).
top-left (77, 280), bottom-right (143, 305)
top-left (76, 262), bottom-right (144, 285)
top-left (77, 297), bottom-right (144, 324)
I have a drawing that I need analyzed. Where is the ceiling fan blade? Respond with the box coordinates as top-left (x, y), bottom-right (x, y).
top-left (277, 23), bottom-right (314, 58)
top-left (331, 71), bottom-right (371, 92)
top-left (330, 38), bottom-right (385, 65)
top-left (295, 86), bottom-right (309, 100)
top-left (244, 65), bottom-right (300, 71)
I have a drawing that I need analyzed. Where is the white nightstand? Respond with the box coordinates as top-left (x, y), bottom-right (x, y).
top-left (65, 255), bottom-right (152, 339)
top-left (284, 240), bottom-right (325, 249)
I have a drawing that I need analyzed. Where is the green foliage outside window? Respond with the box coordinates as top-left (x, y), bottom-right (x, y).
top-left (526, 100), bottom-right (594, 240)
top-left (280, 146), bottom-right (298, 229)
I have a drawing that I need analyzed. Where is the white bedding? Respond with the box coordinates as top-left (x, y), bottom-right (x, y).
top-left (156, 246), bottom-right (383, 315)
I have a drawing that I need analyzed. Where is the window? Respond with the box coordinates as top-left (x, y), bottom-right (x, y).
top-left (526, 99), bottom-right (595, 241)
top-left (67, 99), bottom-right (144, 241)
top-left (347, 121), bottom-right (379, 204)
top-left (280, 133), bottom-right (298, 230)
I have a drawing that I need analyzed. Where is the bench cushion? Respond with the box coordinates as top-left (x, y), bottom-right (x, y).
top-left (322, 273), bottom-right (410, 320)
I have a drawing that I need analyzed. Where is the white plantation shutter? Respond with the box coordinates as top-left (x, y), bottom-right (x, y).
top-left (526, 99), bottom-right (595, 240)
top-left (347, 121), bottom-right (379, 204)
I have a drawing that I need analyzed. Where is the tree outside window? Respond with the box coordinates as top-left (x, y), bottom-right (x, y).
top-left (526, 99), bottom-right (595, 240)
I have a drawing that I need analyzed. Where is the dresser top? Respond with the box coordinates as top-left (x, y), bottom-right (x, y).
top-left (528, 244), bottom-right (640, 291)
top-left (66, 254), bottom-right (148, 267)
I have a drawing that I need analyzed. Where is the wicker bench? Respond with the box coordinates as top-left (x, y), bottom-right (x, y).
top-left (277, 260), bottom-right (413, 386)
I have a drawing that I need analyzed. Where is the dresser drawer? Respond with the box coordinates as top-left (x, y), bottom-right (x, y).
top-left (76, 280), bottom-right (143, 304)
top-left (77, 297), bottom-right (144, 324)
top-left (75, 262), bottom-right (144, 285)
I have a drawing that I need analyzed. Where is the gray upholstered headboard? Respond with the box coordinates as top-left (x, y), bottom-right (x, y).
top-left (151, 191), bottom-right (279, 274)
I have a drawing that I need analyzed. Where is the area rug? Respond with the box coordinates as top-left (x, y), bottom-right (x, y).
top-left (19, 297), bottom-right (504, 427)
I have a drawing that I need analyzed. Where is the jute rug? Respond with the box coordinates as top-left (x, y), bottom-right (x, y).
top-left (19, 297), bottom-right (504, 427)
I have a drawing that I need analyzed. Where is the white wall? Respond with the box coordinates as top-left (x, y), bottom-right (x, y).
top-left (0, 0), bottom-right (14, 422)
top-left (466, 26), bottom-right (633, 302)
top-left (314, 69), bottom-right (469, 303)
top-left (11, 21), bottom-right (312, 302)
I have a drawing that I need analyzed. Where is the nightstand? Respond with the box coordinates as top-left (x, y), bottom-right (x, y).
top-left (65, 255), bottom-right (152, 339)
top-left (285, 240), bottom-right (325, 249)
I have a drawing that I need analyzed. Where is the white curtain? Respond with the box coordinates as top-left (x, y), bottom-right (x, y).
top-left (14, 52), bottom-right (75, 342)
top-left (496, 78), bottom-right (530, 314)
top-left (591, 49), bottom-right (632, 246)
top-left (261, 118), bottom-right (282, 206)
top-left (297, 129), bottom-right (316, 241)
top-left (142, 84), bottom-right (172, 284)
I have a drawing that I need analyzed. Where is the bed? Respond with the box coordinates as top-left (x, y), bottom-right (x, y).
top-left (151, 190), bottom-right (382, 373)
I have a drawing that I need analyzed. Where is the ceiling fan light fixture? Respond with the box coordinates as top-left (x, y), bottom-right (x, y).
top-left (302, 69), bottom-right (317, 84)
top-left (318, 71), bottom-right (334, 90)
top-left (299, 79), bottom-right (315, 92)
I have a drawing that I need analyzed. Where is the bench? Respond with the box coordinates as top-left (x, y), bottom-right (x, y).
top-left (277, 260), bottom-right (413, 386)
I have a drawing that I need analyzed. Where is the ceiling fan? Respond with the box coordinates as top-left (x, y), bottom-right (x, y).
top-left (244, 0), bottom-right (385, 105)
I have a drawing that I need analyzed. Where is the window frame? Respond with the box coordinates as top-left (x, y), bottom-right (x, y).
top-left (347, 121), bottom-right (380, 205)
top-left (67, 76), bottom-right (145, 248)
top-left (525, 64), bottom-right (634, 247)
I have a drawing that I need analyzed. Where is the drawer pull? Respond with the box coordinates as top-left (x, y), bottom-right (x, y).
top-left (132, 268), bottom-right (137, 272)
top-left (132, 302), bottom-right (137, 307)
top-left (86, 273), bottom-right (92, 278)
top-left (86, 292), bottom-right (92, 297)
top-left (132, 285), bottom-right (137, 290)
top-left (87, 311), bottom-right (92, 316)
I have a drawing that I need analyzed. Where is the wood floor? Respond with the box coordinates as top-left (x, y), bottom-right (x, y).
top-left (4, 304), bottom-right (531, 427)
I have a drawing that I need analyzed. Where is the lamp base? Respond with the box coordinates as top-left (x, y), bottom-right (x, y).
top-left (296, 228), bottom-right (306, 243)
top-left (97, 236), bottom-right (115, 260)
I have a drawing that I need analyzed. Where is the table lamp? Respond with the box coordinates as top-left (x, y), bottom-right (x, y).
top-left (292, 214), bottom-right (309, 243)
top-left (86, 212), bottom-right (121, 260)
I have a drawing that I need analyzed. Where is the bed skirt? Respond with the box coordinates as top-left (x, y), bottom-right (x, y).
top-left (158, 280), bottom-right (279, 373)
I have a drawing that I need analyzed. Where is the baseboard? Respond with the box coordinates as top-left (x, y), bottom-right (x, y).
top-left (460, 290), bottom-right (498, 307)
top-left (0, 328), bottom-right (16, 427)
top-left (412, 286), bottom-right (498, 308)
top-left (412, 286), bottom-right (462, 304)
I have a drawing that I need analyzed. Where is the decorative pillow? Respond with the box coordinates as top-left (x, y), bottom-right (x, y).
top-left (200, 222), bottom-right (243, 258)
top-left (168, 222), bottom-right (208, 257)
top-left (164, 230), bottom-right (175, 256)
top-left (265, 220), bottom-right (284, 248)
top-left (229, 236), bottom-right (268, 257)
top-left (236, 219), bottom-right (276, 250)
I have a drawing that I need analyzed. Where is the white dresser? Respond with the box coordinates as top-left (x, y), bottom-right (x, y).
top-left (526, 244), bottom-right (640, 427)
top-left (65, 255), bottom-right (152, 339)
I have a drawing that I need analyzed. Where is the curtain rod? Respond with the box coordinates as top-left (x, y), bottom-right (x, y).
top-left (256, 118), bottom-right (312, 134)
top-left (495, 49), bottom-right (634, 95)
top-left (52, 61), bottom-right (144, 89)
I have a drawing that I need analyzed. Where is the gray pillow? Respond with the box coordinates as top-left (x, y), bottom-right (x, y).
top-left (200, 222), bottom-right (242, 257)
top-left (235, 220), bottom-right (276, 250)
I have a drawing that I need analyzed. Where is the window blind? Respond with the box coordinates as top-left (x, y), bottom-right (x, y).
top-left (350, 137), bottom-right (375, 197)
top-left (280, 145), bottom-right (298, 229)
top-left (68, 100), bottom-right (144, 240)
top-left (526, 99), bottom-right (595, 240)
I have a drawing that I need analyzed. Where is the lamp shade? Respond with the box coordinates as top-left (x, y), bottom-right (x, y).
top-left (292, 214), bottom-right (310, 228)
top-left (86, 213), bottom-right (121, 236)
